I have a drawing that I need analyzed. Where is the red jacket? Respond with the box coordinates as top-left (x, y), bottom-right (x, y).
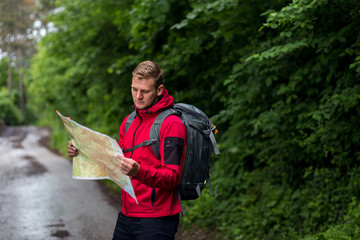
top-left (118, 89), bottom-right (187, 217)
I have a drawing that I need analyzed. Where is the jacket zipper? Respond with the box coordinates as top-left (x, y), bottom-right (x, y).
top-left (125, 112), bottom-right (142, 216)
top-left (151, 188), bottom-right (156, 206)
top-left (130, 112), bottom-right (143, 158)
top-left (133, 114), bottom-right (156, 208)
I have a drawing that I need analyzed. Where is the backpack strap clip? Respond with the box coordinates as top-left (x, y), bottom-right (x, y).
top-left (123, 139), bottom-right (157, 153)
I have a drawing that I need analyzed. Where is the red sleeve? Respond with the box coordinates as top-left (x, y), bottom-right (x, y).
top-left (133, 116), bottom-right (187, 189)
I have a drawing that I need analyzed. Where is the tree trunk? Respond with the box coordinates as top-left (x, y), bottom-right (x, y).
top-left (17, 48), bottom-right (24, 112)
top-left (7, 45), bottom-right (12, 97)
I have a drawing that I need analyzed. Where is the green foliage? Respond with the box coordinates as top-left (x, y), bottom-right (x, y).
top-left (0, 57), bottom-right (26, 125)
top-left (27, 0), bottom-right (360, 239)
top-left (315, 197), bottom-right (360, 240)
top-left (0, 58), bottom-right (8, 87)
top-left (206, 0), bottom-right (360, 239)
top-left (29, 0), bottom-right (134, 148)
top-left (0, 87), bottom-right (23, 124)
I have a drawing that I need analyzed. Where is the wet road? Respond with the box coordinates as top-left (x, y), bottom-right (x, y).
top-left (0, 126), bottom-right (120, 240)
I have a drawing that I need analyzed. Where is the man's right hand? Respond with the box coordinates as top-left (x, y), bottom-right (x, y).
top-left (67, 141), bottom-right (79, 159)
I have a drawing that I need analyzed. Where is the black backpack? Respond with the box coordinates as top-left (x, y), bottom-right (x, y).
top-left (123, 103), bottom-right (220, 213)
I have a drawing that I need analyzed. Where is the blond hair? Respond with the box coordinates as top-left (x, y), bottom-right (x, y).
top-left (132, 60), bottom-right (163, 89)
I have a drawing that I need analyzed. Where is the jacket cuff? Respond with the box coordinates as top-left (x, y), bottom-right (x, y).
top-left (134, 164), bottom-right (146, 181)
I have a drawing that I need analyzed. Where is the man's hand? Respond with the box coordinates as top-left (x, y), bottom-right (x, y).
top-left (117, 154), bottom-right (140, 177)
top-left (67, 141), bottom-right (79, 159)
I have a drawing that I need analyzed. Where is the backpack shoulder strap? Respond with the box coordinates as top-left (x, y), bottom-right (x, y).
top-left (149, 108), bottom-right (178, 159)
top-left (125, 111), bottom-right (137, 134)
top-left (122, 108), bottom-right (178, 156)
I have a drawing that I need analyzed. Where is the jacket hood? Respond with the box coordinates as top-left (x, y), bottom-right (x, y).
top-left (134, 89), bottom-right (174, 115)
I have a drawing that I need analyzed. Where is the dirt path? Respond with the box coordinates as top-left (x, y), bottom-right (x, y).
top-left (0, 126), bottom-right (120, 239)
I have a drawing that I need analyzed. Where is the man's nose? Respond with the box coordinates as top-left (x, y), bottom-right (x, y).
top-left (136, 91), bottom-right (143, 99)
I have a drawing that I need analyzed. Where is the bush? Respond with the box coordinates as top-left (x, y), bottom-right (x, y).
top-left (0, 88), bottom-right (23, 125)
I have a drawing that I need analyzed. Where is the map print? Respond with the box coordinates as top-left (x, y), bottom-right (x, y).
top-left (57, 111), bottom-right (137, 203)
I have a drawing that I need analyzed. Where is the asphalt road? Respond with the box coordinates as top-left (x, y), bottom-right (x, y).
top-left (0, 126), bottom-right (120, 240)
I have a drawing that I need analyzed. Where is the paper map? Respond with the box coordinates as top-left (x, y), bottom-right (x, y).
top-left (56, 111), bottom-right (137, 203)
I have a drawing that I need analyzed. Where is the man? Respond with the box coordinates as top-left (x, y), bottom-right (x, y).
top-left (68, 60), bottom-right (187, 239)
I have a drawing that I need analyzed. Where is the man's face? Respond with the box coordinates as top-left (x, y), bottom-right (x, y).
top-left (131, 77), bottom-right (163, 110)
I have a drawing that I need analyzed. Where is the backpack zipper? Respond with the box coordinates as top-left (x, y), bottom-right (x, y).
top-left (175, 106), bottom-right (211, 125)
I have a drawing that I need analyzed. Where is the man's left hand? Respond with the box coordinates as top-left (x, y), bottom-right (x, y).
top-left (117, 154), bottom-right (140, 176)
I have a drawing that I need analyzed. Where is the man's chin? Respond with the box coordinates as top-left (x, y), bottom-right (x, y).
top-left (135, 104), bottom-right (146, 110)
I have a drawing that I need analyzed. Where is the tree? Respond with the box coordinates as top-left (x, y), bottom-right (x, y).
top-left (0, 0), bottom-right (53, 123)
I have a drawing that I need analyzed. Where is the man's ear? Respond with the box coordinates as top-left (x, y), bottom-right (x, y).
top-left (157, 84), bottom-right (164, 96)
